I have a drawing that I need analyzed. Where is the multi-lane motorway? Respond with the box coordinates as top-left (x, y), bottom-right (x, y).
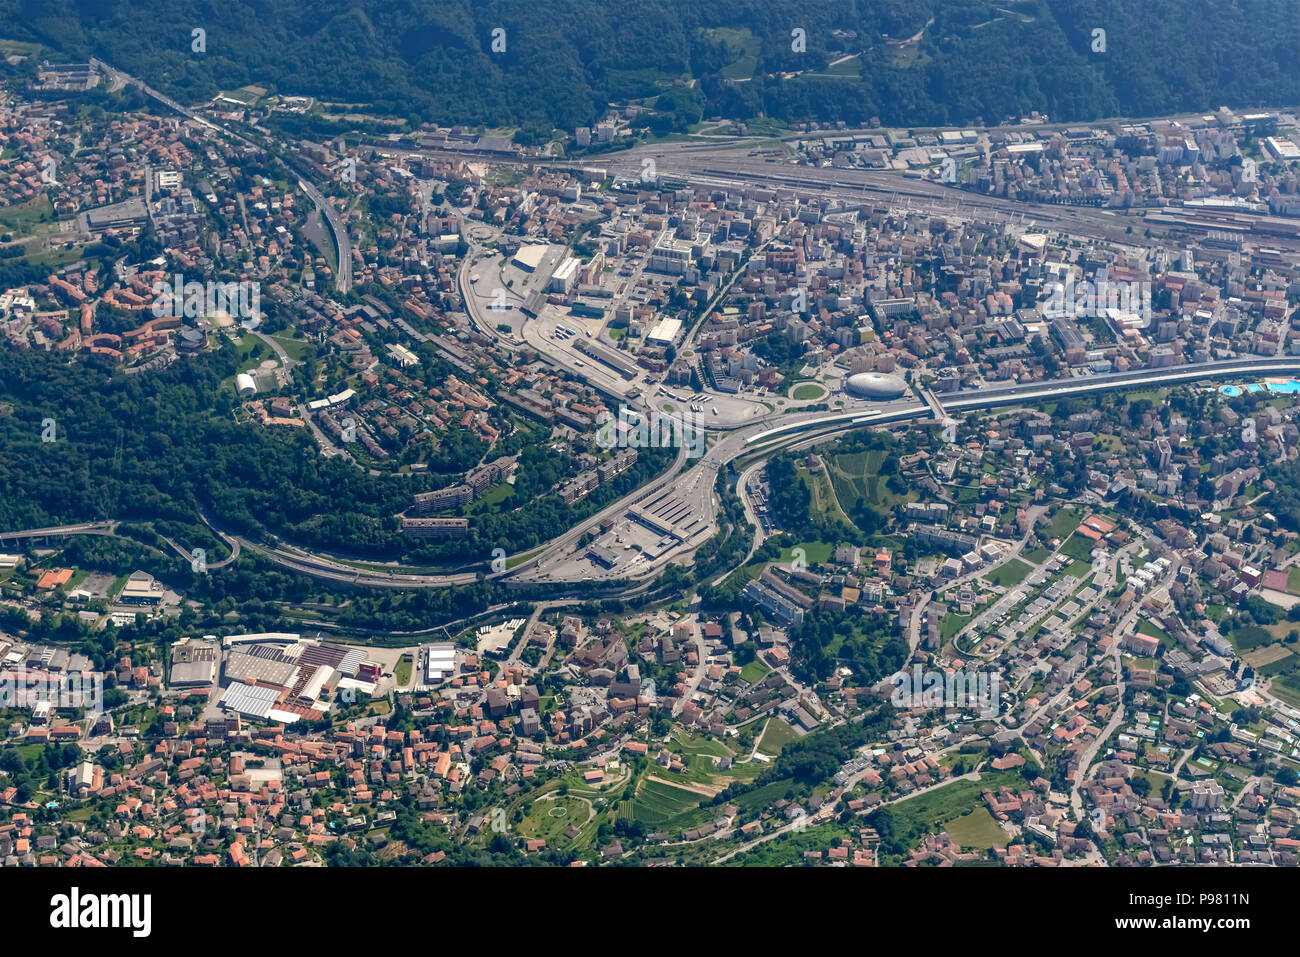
top-left (241, 355), bottom-right (1300, 591)
top-left (298, 178), bottom-right (353, 293)
top-left (48, 74), bottom-right (1300, 592)
top-left (21, 347), bottom-right (1284, 594)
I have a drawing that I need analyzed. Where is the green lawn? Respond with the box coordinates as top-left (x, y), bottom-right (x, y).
top-left (394, 654), bottom-right (412, 686)
top-left (756, 717), bottom-right (799, 755)
top-left (985, 559), bottom-right (1032, 588)
top-left (506, 548), bottom-right (542, 570)
top-left (739, 659), bottom-right (770, 684)
top-left (517, 795), bottom-right (592, 843)
top-left (871, 770), bottom-right (1026, 861)
top-left (777, 541), bottom-right (834, 566)
top-left (1286, 567), bottom-right (1300, 594)
top-left (1131, 769), bottom-right (1173, 796)
top-left (1043, 506), bottom-right (1082, 541)
top-left (269, 331), bottom-right (311, 361)
top-left (943, 807), bottom-right (1009, 850)
top-left (0, 193), bottom-right (54, 232)
top-left (792, 382), bottom-right (827, 400)
top-left (1059, 532), bottom-right (1097, 563)
top-left (671, 731), bottom-right (735, 760)
top-left (1137, 620), bottom-right (1173, 649)
top-left (473, 481), bottom-right (514, 508)
top-left (942, 617), bottom-right (974, 646)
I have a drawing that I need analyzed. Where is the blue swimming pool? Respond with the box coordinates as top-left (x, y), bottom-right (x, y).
top-left (1220, 380), bottom-right (1300, 397)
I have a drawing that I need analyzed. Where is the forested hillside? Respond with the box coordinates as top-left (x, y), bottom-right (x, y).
top-left (0, 346), bottom-right (671, 566)
top-left (4, 0), bottom-right (1297, 137)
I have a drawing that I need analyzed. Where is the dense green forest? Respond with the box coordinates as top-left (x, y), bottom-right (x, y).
top-left (5, 0), bottom-right (1298, 137)
top-left (0, 346), bottom-right (671, 566)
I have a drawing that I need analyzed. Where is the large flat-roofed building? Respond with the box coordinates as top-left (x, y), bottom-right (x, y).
top-left (83, 197), bottom-right (148, 230)
top-left (648, 239), bottom-right (694, 275)
top-left (223, 649), bottom-right (299, 689)
top-left (1049, 316), bottom-right (1085, 352)
top-left (647, 317), bottom-right (682, 345)
top-left (467, 455), bottom-right (515, 492)
top-left (870, 296), bottom-right (917, 318)
top-left (169, 637), bottom-right (219, 688)
top-left (386, 342), bottom-right (420, 367)
top-left (218, 681), bottom-right (282, 721)
top-left (425, 642), bottom-right (456, 683)
top-left (558, 470), bottom-right (599, 504)
top-left (742, 579), bottom-right (805, 626)
top-left (511, 244), bottom-right (548, 272)
top-left (37, 62), bottom-right (100, 91)
top-left (1265, 136), bottom-right (1300, 161)
top-left (119, 571), bottom-right (163, 605)
top-left (549, 256), bottom-right (578, 295)
top-left (401, 517), bottom-right (470, 539)
top-left (411, 485), bottom-right (473, 514)
top-left (587, 543), bottom-right (622, 569)
top-left (220, 632), bottom-right (301, 648)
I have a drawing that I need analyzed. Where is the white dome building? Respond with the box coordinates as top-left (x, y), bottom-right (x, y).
top-left (235, 372), bottom-right (257, 398)
top-left (845, 372), bottom-right (907, 400)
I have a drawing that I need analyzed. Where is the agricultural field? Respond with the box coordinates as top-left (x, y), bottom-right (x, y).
top-left (614, 776), bottom-right (706, 828)
top-left (795, 463), bottom-right (855, 529)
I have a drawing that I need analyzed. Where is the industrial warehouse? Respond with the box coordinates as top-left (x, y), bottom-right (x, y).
top-left (167, 633), bottom-right (385, 725)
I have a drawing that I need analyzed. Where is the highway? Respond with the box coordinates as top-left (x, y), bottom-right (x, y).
top-left (36, 73), bottom-right (1300, 592)
top-left (298, 178), bottom-right (353, 293)
top-left (498, 354), bottom-right (1300, 586)
top-left (90, 55), bottom-right (353, 294)
top-left (10, 356), bottom-right (1296, 593)
top-left (942, 356), bottom-right (1300, 411)
top-left (149, 357), bottom-right (1300, 591)
top-left (0, 521), bottom-right (120, 542)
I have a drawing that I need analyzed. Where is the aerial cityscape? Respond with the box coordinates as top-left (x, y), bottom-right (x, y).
top-left (0, 2), bottom-right (1293, 917)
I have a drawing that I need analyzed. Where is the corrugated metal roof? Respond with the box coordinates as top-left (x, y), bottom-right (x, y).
top-left (338, 647), bottom-right (365, 677)
top-left (219, 681), bottom-right (279, 719)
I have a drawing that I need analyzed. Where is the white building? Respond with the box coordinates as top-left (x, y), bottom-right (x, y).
top-left (647, 317), bottom-right (682, 345)
top-left (549, 256), bottom-right (578, 295)
top-left (425, 642), bottom-right (456, 684)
